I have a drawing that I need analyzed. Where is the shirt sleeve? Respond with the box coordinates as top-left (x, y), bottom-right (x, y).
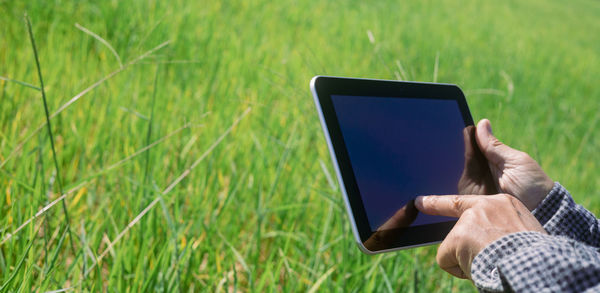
top-left (470, 231), bottom-right (600, 293)
top-left (532, 182), bottom-right (600, 248)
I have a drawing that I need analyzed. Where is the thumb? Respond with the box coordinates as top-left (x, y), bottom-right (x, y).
top-left (476, 119), bottom-right (519, 165)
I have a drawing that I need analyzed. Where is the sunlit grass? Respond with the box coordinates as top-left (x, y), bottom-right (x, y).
top-left (0, 0), bottom-right (599, 291)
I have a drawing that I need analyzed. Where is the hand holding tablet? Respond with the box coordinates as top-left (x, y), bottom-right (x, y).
top-left (310, 76), bottom-right (496, 253)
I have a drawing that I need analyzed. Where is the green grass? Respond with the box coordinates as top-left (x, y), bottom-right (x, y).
top-left (1, 0), bottom-right (599, 291)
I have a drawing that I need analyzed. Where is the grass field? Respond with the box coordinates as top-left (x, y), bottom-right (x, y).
top-left (1, 0), bottom-right (599, 291)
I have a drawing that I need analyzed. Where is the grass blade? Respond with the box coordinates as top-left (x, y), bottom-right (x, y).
top-left (25, 13), bottom-right (77, 258)
top-left (82, 107), bottom-right (251, 277)
top-left (138, 63), bottom-right (160, 264)
top-left (433, 51), bottom-right (439, 83)
top-left (307, 265), bottom-right (336, 293)
top-left (1, 181), bottom-right (89, 245)
top-left (75, 23), bottom-right (123, 67)
top-left (1, 121), bottom-right (189, 245)
top-left (0, 76), bottom-right (41, 91)
top-left (0, 222), bottom-right (42, 291)
top-left (0, 40), bottom-right (171, 171)
top-left (142, 64), bottom-right (160, 188)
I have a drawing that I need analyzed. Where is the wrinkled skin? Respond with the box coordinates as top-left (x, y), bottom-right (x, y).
top-left (474, 119), bottom-right (554, 210)
top-left (415, 119), bottom-right (555, 279)
top-left (416, 193), bottom-right (546, 279)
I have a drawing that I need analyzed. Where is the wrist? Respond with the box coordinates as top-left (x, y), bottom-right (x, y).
top-left (523, 176), bottom-right (555, 211)
top-left (541, 176), bottom-right (555, 199)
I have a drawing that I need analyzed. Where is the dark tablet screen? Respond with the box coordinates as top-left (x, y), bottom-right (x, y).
top-left (311, 76), bottom-right (494, 252)
top-left (330, 95), bottom-right (464, 231)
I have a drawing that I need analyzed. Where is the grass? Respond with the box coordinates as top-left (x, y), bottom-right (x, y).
top-left (0, 0), bottom-right (599, 291)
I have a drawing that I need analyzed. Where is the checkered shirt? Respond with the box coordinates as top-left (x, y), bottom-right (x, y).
top-left (470, 182), bottom-right (600, 292)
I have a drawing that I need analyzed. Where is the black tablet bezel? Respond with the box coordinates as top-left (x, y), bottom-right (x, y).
top-left (311, 75), bottom-right (475, 253)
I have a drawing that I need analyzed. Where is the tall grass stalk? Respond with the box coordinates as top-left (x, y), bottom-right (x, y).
top-left (0, 41), bottom-right (170, 171)
top-left (81, 107), bottom-right (251, 278)
top-left (24, 14), bottom-right (77, 258)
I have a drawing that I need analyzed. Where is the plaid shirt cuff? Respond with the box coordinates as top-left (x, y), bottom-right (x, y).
top-left (531, 182), bottom-right (565, 226)
top-left (471, 231), bottom-right (600, 292)
top-left (471, 231), bottom-right (547, 292)
top-left (531, 182), bottom-right (600, 247)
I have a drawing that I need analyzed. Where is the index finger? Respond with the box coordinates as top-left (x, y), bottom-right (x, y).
top-left (415, 195), bottom-right (480, 217)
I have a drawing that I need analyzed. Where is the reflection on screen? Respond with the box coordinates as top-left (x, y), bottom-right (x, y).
top-left (331, 95), bottom-right (466, 231)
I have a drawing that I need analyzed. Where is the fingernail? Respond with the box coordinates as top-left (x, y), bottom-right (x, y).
top-left (415, 196), bottom-right (425, 209)
top-left (486, 120), bottom-right (493, 136)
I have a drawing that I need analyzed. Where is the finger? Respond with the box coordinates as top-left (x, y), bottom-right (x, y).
top-left (415, 195), bottom-right (479, 217)
top-left (437, 238), bottom-right (468, 279)
top-left (444, 266), bottom-right (468, 279)
top-left (476, 119), bottom-right (519, 166)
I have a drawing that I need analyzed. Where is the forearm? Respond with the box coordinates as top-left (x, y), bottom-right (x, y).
top-left (533, 182), bottom-right (600, 248)
top-left (471, 231), bottom-right (600, 292)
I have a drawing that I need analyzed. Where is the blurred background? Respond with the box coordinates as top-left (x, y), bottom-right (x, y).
top-left (1, 0), bottom-right (598, 291)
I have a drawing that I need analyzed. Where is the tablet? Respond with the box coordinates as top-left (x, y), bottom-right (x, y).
top-left (310, 76), bottom-right (493, 254)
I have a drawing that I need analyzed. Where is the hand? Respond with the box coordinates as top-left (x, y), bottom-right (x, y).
top-left (363, 200), bottom-right (419, 251)
top-left (415, 193), bottom-right (546, 279)
top-left (475, 119), bottom-right (554, 210)
top-left (457, 125), bottom-right (497, 195)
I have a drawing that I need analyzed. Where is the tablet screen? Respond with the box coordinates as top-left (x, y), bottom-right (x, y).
top-left (331, 95), bottom-right (465, 231)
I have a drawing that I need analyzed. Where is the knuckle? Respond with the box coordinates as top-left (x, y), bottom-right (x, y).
top-left (494, 193), bottom-right (512, 203)
top-left (489, 137), bottom-right (504, 148)
top-left (427, 196), bottom-right (438, 206)
top-left (461, 208), bottom-right (476, 219)
top-left (497, 193), bottom-right (512, 200)
top-left (492, 193), bottom-right (524, 210)
top-left (451, 196), bottom-right (462, 211)
top-left (450, 220), bottom-right (467, 236)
